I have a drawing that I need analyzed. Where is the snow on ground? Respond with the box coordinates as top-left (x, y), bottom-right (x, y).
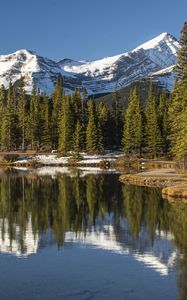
top-left (35, 154), bottom-right (71, 165)
top-left (12, 166), bottom-right (118, 177)
top-left (77, 152), bottom-right (123, 164)
top-left (13, 159), bottom-right (31, 164)
top-left (13, 152), bottom-right (123, 166)
top-left (13, 167), bottom-right (31, 172)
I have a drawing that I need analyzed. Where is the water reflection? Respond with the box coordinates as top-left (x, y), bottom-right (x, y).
top-left (0, 169), bottom-right (187, 298)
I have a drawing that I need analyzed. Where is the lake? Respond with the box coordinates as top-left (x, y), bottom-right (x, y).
top-left (0, 168), bottom-right (186, 300)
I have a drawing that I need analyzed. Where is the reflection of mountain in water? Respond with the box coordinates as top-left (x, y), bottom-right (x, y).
top-left (0, 172), bottom-right (186, 282)
top-left (0, 214), bottom-right (176, 276)
top-left (65, 219), bottom-right (176, 276)
top-left (0, 217), bottom-right (39, 256)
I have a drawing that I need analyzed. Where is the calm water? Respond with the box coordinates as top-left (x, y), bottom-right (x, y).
top-left (0, 168), bottom-right (186, 300)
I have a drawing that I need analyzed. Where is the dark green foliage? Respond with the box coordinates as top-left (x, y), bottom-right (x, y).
top-left (157, 90), bottom-right (170, 154)
top-left (41, 93), bottom-right (51, 148)
top-left (86, 100), bottom-right (103, 154)
top-left (0, 79), bottom-right (174, 156)
top-left (17, 77), bottom-right (27, 150)
top-left (145, 82), bottom-right (161, 157)
top-left (73, 121), bottom-right (84, 155)
top-left (51, 77), bottom-right (64, 149)
top-left (1, 83), bottom-right (19, 150)
top-left (59, 96), bottom-right (74, 154)
top-left (27, 82), bottom-right (39, 149)
top-left (174, 22), bottom-right (187, 84)
top-left (97, 102), bottom-right (110, 149)
top-left (0, 47), bottom-right (185, 158)
top-left (111, 90), bottom-right (123, 149)
top-left (95, 79), bottom-right (165, 108)
top-left (0, 85), bottom-right (6, 145)
top-left (169, 22), bottom-right (187, 159)
top-left (122, 87), bottom-right (142, 155)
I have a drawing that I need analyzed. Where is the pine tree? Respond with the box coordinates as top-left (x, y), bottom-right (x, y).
top-left (27, 82), bottom-right (37, 149)
top-left (97, 102), bottom-right (109, 149)
top-left (0, 85), bottom-right (6, 146)
top-left (174, 22), bottom-right (187, 84)
top-left (112, 90), bottom-right (123, 149)
top-left (122, 87), bottom-right (142, 155)
top-left (71, 89), bottom-right (84, 123)
top-left (1, 83), bottom-right (19, 150)
top-left (73, 121), bottom-right (84, 155)
top-left (158, 90), bottom-right (170, 154)
top-left (145, 83), bottom-right (161, 158)
top-left (58, 96), bottom-right (73, 154)
top-left (86, 100), bottom-right (103, 154)
top-left (41, 93), bottom-right (51, 148)
top-left (17, 77), bottom-right (27, 150)
top-left (51, 77), bottom-right (64, 149)
top-left (97, 122), bottom-right (104, 153)
top-left (169, 22), bottom-right (187, 159)
top-left (27, 83), bottom-right (43, 150)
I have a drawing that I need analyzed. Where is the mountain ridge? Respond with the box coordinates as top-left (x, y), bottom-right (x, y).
top-left (0, 32), bottom-right (179, 95)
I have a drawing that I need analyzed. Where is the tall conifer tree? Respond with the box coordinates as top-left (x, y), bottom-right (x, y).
top-left (51, 77), bottom-right (64, 149)
top-left (145, 82), bottom-right (161, 158)
top-left (169, 22), bottom-right (187, 159)
top-left (158, 90), bottom-right (169, 154)
top-left (0, 85), bottom-right (6, 146)
top-left (59, 96), bottom-right (73, 154)
top-left (73, 121), bottom-right (84, 155)
top-left (112, 90), bottom-right (123, 149)
top-left (17, 77), bottom-right (27, 150)
top-left (122, 87), bottom-right (142, 155)
top-left (86, 101), bottom-right (103, 154)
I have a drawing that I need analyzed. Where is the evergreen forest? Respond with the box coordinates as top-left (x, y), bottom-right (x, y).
top-left (0, 22), bottom-right (187, 160)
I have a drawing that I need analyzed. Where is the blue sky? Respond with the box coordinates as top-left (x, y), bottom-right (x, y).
top-left (1, 0), bottom-right (186, 61)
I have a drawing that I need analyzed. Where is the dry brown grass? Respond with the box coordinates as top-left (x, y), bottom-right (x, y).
top-left (162, 185), bottom-right (187, 200)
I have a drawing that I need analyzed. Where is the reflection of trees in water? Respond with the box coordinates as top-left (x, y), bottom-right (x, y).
top-left (122, 185), bottom-right (170, 241)
top-left (0, 174), bottom-right (186, 252)
top-left (0, 173), bottom-right (122, 248)
top-left (0, 173), bottom-right (187, 297)
top-left (122, 185), bottom-right (187, 300)
top-left (168, 202), bottom-right (187, 300)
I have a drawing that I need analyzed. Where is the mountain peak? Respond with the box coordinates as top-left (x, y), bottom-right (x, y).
top-left (133, 32), bottom-right (177, 52)
top-left (15, 48), bottom-right (34, 54)
top-left (0, 32), bottom-right (179, 95)
top-left (10, 49), bottom-right (36, 57)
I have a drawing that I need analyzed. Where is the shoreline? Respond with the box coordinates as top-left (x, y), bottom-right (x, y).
top-left (0, 152), bottom-right (122, 168)
top-left (119, 168), bottom-right (187, 201)
top-left (1, 153), bottom-right (187, 201)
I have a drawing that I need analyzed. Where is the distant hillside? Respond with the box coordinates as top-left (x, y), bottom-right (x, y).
top-left (94, 78), bottom-right (170, 108)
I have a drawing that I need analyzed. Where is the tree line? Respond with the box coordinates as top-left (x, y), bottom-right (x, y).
top-left (0, 22), bottom-right (186, 159)
top-left (0, 77), bottom-right (168, 157)
top-left (0, 79), bottom-right (123, 154)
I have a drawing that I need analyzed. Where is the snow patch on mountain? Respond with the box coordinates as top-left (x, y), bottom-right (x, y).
top-left (61, 53), bottom-right (123, 78)
top-left (0, 32), bottom-right (179, 95)
top-left (133, 32), bottom-right (178, 53)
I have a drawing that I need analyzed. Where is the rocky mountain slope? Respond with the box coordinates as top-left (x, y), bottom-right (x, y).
top-left (0, 32), bottom-right (179, 95)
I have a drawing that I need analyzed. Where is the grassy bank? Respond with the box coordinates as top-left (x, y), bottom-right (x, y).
top-left (119, 168), bottom-right (187, 201)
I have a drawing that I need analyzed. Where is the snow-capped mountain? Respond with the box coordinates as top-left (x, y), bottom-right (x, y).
top-left (0, 32), bottom-right (179, 95)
